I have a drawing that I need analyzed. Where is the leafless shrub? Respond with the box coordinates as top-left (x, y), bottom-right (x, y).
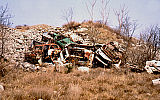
top-left (62, 7), bottom-right (74, 24)
top-left (85, 0), bottom-right (97, 21)
top-left (100, 0), bottom-right (110, 25)
top-left (87, 25), bottom-right (101, 45)
top-left (15, 24), bottom-right (30, 30)
top-left (0, 61), bottom-right (9, 77)
top-left (114, 5), bottom-right (138, 65)
top-left (0, 4), bottom-right (12, 58)
top-left (140, 25), bottom-right (160, 60)
top-left (124, 25), bottom-right (160, 68)
top-left (114, 4), bottom-right (128, 34)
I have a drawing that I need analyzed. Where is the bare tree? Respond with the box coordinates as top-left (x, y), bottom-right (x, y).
top-left (0, 4), bottom-right (12, 58)
top-left (0, 4), bottom-right (12, 77)
top-left (127, 25), bottom-right (160, 67)
top-left (141, 25), bottom-right (160, 60)
top-left (114, 4), bottom-right (128, 33)
top-left (114, 5), bottom-right (138, 64)
top-left (100, 0), bottom-right (110, 25)
top-left (62, 7), bottom-right (74, 24)
top-left (85, 0), bottom-right (97, 21)
top-left (85, 0), bottom-right (97, 43)
top-left (121, 17), bottom-right (137, 42)
top-left (121, 16), bottom-right (138, 64)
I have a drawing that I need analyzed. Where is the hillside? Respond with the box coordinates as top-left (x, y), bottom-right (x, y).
top-left (0, 21), bottom-right (160, 100)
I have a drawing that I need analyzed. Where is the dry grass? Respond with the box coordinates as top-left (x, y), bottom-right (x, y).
top-left (0, 64), bottom-right (159, 100)
top-left (63, 21), bottom-right (81, 30)
top-left (80, 21), bottom-right (124, 44)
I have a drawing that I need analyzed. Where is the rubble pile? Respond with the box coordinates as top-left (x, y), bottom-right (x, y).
top-left (23, 24), bottom-right (123, 71)
top-left (2, 23), bottom-right (159, 74)
top-left (3, 25), bottom-right (55, 63)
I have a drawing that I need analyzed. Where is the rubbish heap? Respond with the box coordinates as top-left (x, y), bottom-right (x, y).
top-left (24, 25), bottom-right (123, 70)
top-left (2, 24), bottom-right (160, 74)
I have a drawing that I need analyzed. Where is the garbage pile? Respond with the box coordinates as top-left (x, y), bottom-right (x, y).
top-left (3, 24), bottom-right (160, 74)
top-left (24, 25), bottom-right (123, 70)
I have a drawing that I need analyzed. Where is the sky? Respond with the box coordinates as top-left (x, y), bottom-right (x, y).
top-left (0, 0), bottom-right (160, 36)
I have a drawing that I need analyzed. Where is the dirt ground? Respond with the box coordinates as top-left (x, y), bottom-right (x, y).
top-left (0, 64), bottom-right (160, 100)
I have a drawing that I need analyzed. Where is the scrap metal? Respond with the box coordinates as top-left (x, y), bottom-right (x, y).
top-left (24, 27), bottom-right (123, 68)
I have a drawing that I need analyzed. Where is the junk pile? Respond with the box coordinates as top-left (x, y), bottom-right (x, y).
top-left (3, 24), bottom-right (160, 74)
top-left (24, 25), bottom-right (123, 71)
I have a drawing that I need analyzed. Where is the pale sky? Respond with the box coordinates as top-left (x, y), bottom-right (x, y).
top-left (1, 0), bottom-right (160, 35)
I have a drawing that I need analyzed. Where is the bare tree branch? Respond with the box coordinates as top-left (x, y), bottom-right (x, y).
top-left (85, 0), bottom-right (97, 21)
top-left (0, 4), bottom-right (12, 57)
top-left (114, 4), bottom-right (128, 33)
top-left (62, 7), bottom-right (74, 24)
top-left (100, 0), bottom-right (110, 25)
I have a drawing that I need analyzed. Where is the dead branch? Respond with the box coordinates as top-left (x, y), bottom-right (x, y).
top-left (100, 0), bottom-right (110, 25)
top-left (85, 0), bottom-right (97, 21)
top-left (62, 7), bottom-right (74, 24)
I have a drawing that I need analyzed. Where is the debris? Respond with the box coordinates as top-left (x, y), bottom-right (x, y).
top-left (78, 66), bottom-right (90, 72)
top-left (95, 42), bottom-right (122, 67)
top-left (74, 27), bottom-right (88, 33)
top-left (152, 78), bottom-right (160, 85)
top-left (113, 60), bottom-right (121, 69)
top-left (128, 64), bottom-right (144, 73)
top-left (25, 42), bottom-right (61, 65)
top-left (60, 44), bottom-right (94, 67)
top-left (145, 60), bottom-right (160, 74)
top-left (70, 33), bottom-right (83, 43)
top-left (0, 84), bottom-right (4, 92)
top-left (15, 25), bottom-right (124, 71)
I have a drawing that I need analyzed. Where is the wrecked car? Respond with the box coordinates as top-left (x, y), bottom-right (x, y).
top-left (59, 44), bottom-right (94, 67)
top-left (56, 38), bottom-right (75, 49)
top-left (42, 32), bottom-right (75, 49)
top-left (25, 43), bottom-right (61, 64)
top-left (94, 42), bottom-right (122, 68)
